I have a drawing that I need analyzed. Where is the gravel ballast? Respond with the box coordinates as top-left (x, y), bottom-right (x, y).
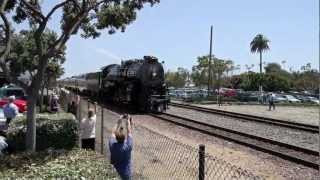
top-left (167, 106), bottom-right (319, 151)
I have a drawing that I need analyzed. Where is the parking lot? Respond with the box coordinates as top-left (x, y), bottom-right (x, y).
top-left (169, 87), bottom-right (320, 105)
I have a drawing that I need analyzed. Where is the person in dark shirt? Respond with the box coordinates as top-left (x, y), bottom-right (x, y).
top-left (109, 114), bottom-right (133, 180)
top-left (268, 93), bottom-right (276, 111)
top-left (50, 94), bottom-right (59, 113)
top-left (67, 101), bottom-right (77, 116)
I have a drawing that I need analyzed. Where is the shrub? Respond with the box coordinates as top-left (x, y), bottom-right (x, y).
top-left (7, 113), bottom-right (78, 151)
top-left (0, 149), bottom-right (117, 179)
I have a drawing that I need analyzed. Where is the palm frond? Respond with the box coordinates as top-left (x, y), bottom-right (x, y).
top-left (250, 34), bottom-right (270, 53)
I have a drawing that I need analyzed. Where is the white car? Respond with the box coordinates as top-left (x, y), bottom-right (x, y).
top-left (307, 96), bottom-right (320, 104)
top-left (284, 95), bottom-right (301, 103)
top-left (273, 95), bottom-right (287, 103)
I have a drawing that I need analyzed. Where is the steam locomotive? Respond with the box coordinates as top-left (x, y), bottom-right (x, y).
top-left (61, 56), bottom-right (168, 112)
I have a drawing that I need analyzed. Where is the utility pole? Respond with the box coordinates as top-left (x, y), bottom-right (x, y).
top-left (207, 26), bottom-right (213, 96)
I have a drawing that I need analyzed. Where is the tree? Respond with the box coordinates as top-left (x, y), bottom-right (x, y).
top-left (6, 30), bottom-right (66, 112)
top-left (165, 67), bottom-right (189, 88)
top-left (293, 64), bottom-right (319, 92)
top-left (250, 34), bottom-right (270, 95)
top-left (240, 72), bottom-right (262, 91)
top-left (2, 0), bottom-right (160, 152)
top-left (7, 30), bottom-right (66, 82)
top-left (192, 55), bottom-right (234, 89)
top-left (265, 63), bottom-right (281, 73)
top-left (263, 74), bottom-right (290, 92)
top-left (191, 56), bottom-right (210, 87)
top-left (0, 0), bottom-right (14, 82)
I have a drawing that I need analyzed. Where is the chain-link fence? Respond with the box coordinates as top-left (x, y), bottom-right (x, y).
top-left (132, 126), bottom-right (262, 180)
top-left (60, 89), bottom-right (263, 180)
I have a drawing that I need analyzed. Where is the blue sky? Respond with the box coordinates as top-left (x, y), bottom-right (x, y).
top-left (41, 0), bottom-right (319, 77)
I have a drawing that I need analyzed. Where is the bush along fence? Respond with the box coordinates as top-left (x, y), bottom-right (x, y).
top-left (61, 89), bottom-right (263, 180)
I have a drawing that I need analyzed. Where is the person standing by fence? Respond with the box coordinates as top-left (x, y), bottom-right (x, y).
top-left (3, 96), bottom-right (19, 126)
top-left (109, 114), bottom-right (133, 180)
top-left (268, 93), bottom-right (276, 111)
top-left (80, 109), bottom-right (96, 150)
top-left (50, 94), bottom-right (59, 113)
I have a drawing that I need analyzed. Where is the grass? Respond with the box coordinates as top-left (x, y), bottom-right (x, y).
top-left (0, 149), bottom-right (118, 179)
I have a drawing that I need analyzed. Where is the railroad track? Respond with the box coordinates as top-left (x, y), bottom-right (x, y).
top-left (169, 102), bottom-right (319, 133)
top-left (150, 112), bottom-right (319, 169)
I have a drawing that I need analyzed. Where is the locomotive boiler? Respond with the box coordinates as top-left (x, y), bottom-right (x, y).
top-left (62, 56), bottom-right (168, 112)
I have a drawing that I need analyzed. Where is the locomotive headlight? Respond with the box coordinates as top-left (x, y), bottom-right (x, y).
top-left (152, 72), bottom-right (157, 77)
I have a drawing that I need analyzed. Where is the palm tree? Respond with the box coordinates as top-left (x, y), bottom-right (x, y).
top-left (250, 34), bottom-right (270, 95)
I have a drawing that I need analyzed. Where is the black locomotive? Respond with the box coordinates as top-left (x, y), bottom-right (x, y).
top-left (61, 56), bottom-right (168, 112)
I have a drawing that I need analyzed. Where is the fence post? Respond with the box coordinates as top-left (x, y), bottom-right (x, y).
top-left (199, 144), bottom-right (205, 180)
top-left (77, 96), bottom-right (82, 148)
top-left (100, 106), bottom-right (104, 154)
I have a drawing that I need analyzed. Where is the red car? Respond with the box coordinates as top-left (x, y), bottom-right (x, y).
top-left (0, 87), bottom-right (27, 113)
top-left (0, 98), bottom-right (27, 113)
top-left (219, 88), bottom-right (237, 97)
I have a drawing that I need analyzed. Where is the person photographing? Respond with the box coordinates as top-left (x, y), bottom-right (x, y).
top-left (109, 114), bottom-right (133, 180)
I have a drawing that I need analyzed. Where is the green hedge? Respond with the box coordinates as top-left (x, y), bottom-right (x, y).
top-left (7, 113), bottom-right (78, 151)
top-left (0, 149), bottom-right (117, 179)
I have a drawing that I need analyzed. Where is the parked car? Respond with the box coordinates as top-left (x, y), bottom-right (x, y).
top-left (198, 89), bottom-right (208, 97)
top-left (306, 96), bottom-right (320, 104)
top-left (273, 94), bottom-right (287, 103)
top-left (0, 98), bottom-right (27, 113)
top-left (168, 89), bottom-right (177, 98)
top-left (180, 89), bottom-right (199, 101)
top-left (0, 87), bottom-right (26, 100)
top-left (0, 87), bottom-right (27, 113)
top-left (219, 88), bottom-right (237, 97)
top-left (294, 95), bottom-right (309, 102)
top-left (284, 95), bottom-right (301, 103)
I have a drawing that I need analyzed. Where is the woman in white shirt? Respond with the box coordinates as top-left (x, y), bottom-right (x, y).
top-left (80, 109), bottom-right (96, 150)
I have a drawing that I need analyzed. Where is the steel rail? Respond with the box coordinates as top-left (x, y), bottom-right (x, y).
top-left (169, 102), bottom-right (319, 133)
top-left (150, 112), bottom-right (319, 169)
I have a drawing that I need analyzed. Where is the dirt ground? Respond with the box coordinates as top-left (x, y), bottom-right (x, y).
top-left (190, 103), bottom-right (319, 126)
